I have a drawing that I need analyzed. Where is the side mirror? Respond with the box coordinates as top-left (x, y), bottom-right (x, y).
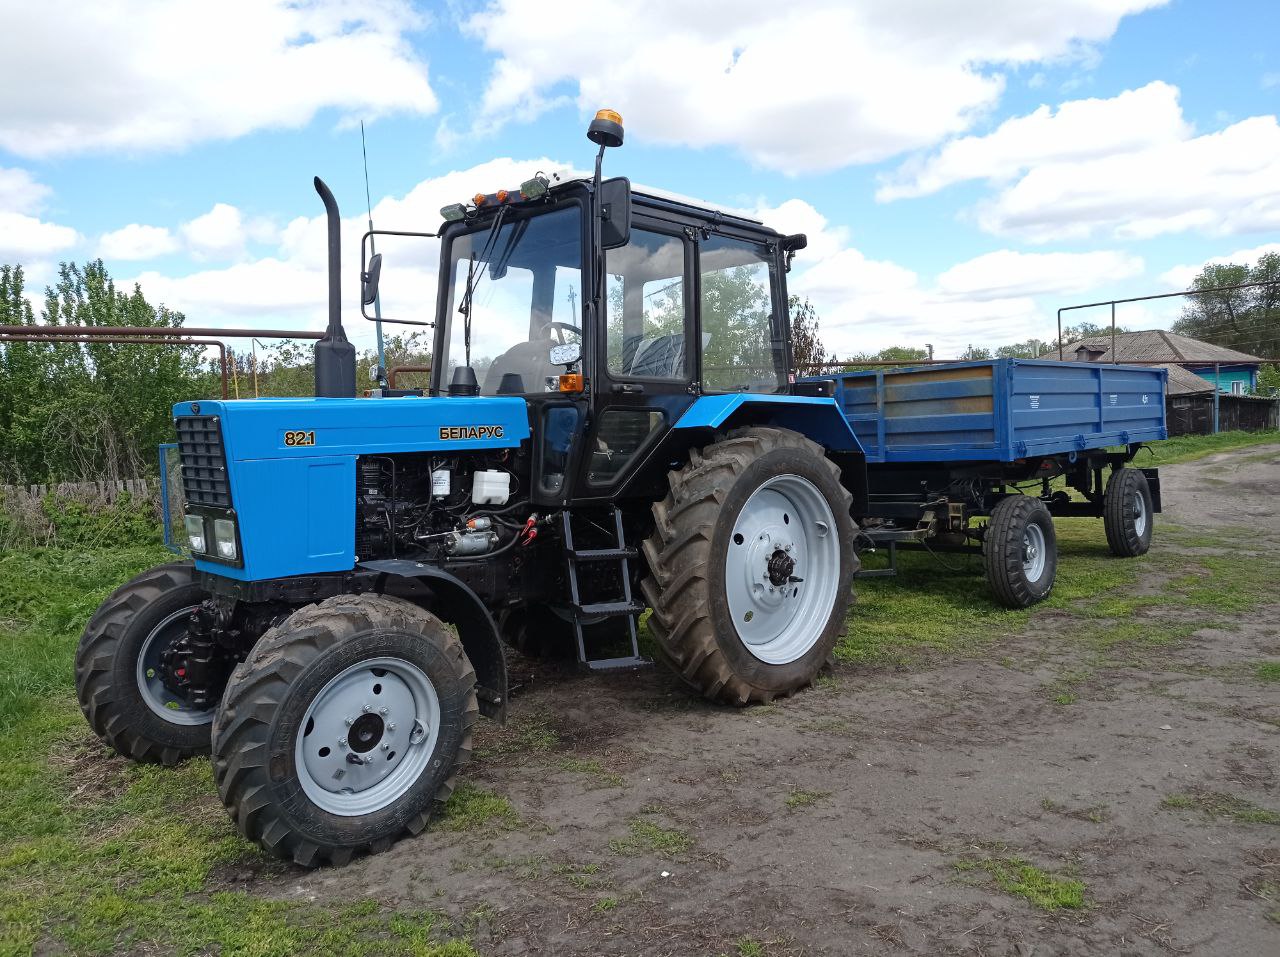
top-left (599, 177), bottom-right (631, 250)
top-left (549, 342), bottom-right (581, 367)
top-left (361, 252), bottom-right (382, 306)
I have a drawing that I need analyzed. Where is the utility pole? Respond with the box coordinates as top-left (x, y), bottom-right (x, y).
top-left (926, 343), bottom-right (934, 362)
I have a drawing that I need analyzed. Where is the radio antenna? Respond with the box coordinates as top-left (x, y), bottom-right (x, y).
top-left (361, 121), bottom-right (388, 387)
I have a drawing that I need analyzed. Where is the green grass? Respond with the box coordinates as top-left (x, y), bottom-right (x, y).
top-left (559, 757), bottom-right (626, 788)
top-left (735, 937), bottom-right (766, 957)
top-left (1161, 791), bottom-right (1280, 826)
top-left (0, 546), bottom-right (481, 957)
top-left (1254, 662), bottom-right (1280, 683)
top-left (437, 782), bottom-right (519, 832)
top-left (1139, 430), bottom-right (1279, 466)
top-left (953, 856), bottom-right (1086, 911)
top-left (784, 788), bottom-right (829, 810)
top-left (608, 816), bottom-right (694, 857)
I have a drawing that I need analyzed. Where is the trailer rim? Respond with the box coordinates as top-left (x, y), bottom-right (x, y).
top-left (1132, 489), bottom-right (1148, 538)
top-left (1022, 523), bottom-right (1048, 583)
top-left (725, 474), bottom-right (840, 665)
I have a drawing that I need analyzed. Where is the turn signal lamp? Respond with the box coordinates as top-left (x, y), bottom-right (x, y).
top-left (495, 189), bottom-right (509, 203)
top-left (558, 372), bottom-right (584, 393)
top-left (473, 192), bottom-right (487, 206)
top-left (440, 203), bottom-right (466, 222)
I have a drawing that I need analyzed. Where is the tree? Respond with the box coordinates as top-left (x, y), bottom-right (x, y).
top-left (788, 295), bottom-right (834, 369)
top-left (960, 344), bottom-right (992, 360)
top-left (1173, 253), bottom-right (1280, 359)
top-left (997, 338), bottom-right (1051, 359)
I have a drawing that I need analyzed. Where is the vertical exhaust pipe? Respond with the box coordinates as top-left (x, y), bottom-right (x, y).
top-left (313, 176), bottom-right (356, 398)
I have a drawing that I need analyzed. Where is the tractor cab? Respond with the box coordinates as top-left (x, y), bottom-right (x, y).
top-left (366, 112), bottom-right (808, 507)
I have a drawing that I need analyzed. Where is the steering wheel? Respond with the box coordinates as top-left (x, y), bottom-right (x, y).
top-left (547, 321), bottom-right (582, 345)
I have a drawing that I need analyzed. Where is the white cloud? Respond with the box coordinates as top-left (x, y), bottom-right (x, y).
top-left (461, 0), bottom-right (1163, 173)
top-left (936, 249), bottom-right (1144, 300)
top-left (0, 167), bottom-right (51, 215)
top-left (1160, 243), bottom-right (1280, 289)
top-left (98, 224), bottom-right (179, 261)
top-left (976, 114), bottom-right (1280, 242)
top-left (0, 212), bottom-right (79, 260)
top-left (0, 0), bottom-right (437, 158)
top-left (878, 81), bottom-right (1189, 200)
top-left (181, 204), bottom-right (251, 261)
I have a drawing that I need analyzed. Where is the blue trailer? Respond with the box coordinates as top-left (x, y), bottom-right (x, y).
top-left (801, 358), bottom-right (1167, 607)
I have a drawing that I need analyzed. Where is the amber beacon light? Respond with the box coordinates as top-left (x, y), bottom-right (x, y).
top-left (587, 109), bottom-right (624, 148)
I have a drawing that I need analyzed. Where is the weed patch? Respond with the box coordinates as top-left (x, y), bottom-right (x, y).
top-left (784, 788), bottom-right (829, 810)
top-left (608, 816), bottom-right (694, 857)
top-left (1161, 791), bottom-right (1280, 826)
top-left (438, 783), bottom-right (519, 832)
top-left (953, 856), bottom-right (1086, 911)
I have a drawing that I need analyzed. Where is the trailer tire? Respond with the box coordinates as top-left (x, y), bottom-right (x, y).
top-left (983, 496), bottom-right (1057, 608)
top-left (641, 427), bottom-right (858, 706)
top-left (75, 562), bottom-right (214, 765)
top-left (212, 594), bottom-right (477, 867)
top-left (1103, 468), bottom-right (1153, 557)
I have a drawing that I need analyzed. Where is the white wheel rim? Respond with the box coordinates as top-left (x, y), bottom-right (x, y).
top-left (1022, 523), bottom-right (1047, 582)
top-left (135, 605), bottom-right (215, 726)
top-left (725, 474), bottom-right (841, 665)
top-left (295, 656), bottom-right (441, 817)
top-left (1132, 488), bottom-right (1147, 537)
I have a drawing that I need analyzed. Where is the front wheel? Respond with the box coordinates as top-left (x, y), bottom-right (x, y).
top-left (983, 496), bottom-right (1058, 608)
top-left (641, 427), bottom-right (858, 705)
top-left (212, 594), bottom-right (478, 866)
top-left (1104, 467), bottom-right (1153, 557)
top-left (75, 562), bottom-right (215, 765)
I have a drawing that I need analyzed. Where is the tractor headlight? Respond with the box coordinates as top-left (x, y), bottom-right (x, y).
top-left (212, 518), bottom-right (237, 560)
top-left (184, 515), bottom-right (206, 554)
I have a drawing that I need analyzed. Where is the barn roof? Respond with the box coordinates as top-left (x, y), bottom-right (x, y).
top-left (1041, 329), bottom-right (1264, 365)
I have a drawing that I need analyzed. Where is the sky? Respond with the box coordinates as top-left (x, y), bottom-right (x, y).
top-left (1, 0), bottom-right (1278, 360)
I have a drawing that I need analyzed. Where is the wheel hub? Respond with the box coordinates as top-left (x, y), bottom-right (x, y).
top-left (348, 712), bottom-right (384, 753)
top-left (766, 549), bottom-right (796, 586)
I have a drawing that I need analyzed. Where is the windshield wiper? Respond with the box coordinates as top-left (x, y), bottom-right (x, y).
top-left (457, 208), bottom-right (509, 367)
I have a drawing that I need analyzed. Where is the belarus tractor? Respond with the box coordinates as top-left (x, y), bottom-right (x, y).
top-left (75, 111), bottom-right (867, 865)
top-left (74, 109), bottom-right (1166, 867)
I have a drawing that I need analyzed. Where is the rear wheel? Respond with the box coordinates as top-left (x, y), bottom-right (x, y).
top-left (1104, 467), bottom-right (1153, 557)
top-left (211, 594), bottom-right (477, 866)
top-left (75, 562), bottom-right (214, 765)
top-left (641, 427), bottom-right (858, 705)
top-left (983, 496), bottom-right (1057, 608)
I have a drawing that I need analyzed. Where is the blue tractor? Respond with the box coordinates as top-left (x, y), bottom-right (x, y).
top-left (75, 110), bottom-right (1165, 866)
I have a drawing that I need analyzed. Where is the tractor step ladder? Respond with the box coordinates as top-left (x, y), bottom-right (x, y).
top-left (561, 508), bottom-right (647, 670)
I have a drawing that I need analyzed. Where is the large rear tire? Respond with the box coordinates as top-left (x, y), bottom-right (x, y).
top-left (211, 594), bottom-right (478, 867)
top-left (1104, 467), bottom-right (1153, 557)
top-left (983, 496), bottom-right (1057, 608)
top-left (75, 562), bottom-right (214, 765)
top-left (641, 427), bottom-right (858, 705)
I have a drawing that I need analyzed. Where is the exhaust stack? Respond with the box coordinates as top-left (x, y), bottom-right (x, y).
top-left (312, 176), bottom-right (356, 398)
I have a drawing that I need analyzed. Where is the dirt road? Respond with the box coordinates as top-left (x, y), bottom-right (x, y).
top-left (285, 446), bottom-right (1280, 955)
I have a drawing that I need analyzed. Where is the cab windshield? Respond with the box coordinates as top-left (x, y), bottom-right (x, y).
top-left (439, 205), bottom-right (583, 396)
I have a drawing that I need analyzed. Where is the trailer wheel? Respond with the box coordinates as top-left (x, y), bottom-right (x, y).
top-left (212, 594), bottom-right (477, 867)
top-left (641, 427), bottom-right (858, 705)
top-left (1104, 468), bottom-right (1153, 557)
top-left (75, 562), bottom-right (215, 765)
top-left (983, 496), bottom-right (1057, 608)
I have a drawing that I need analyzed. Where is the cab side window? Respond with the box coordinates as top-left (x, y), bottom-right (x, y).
top-left (699, 235), bottom-right (786, 393)
top-left (604, 229), bottom-right (688, 380)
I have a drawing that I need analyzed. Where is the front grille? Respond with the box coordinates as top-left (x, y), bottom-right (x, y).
top-left (176, 415), bottom-right (231, 507)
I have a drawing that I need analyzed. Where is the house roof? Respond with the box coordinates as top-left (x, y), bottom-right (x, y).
top-left (1160, 363), bottom-right (1217, 396)
top-left (1040, 329), bottom-right (1264, 365)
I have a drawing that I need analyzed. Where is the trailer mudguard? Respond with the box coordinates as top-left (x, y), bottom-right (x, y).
top-left (673, 393), bottom-right (864, 453)
top-left (359, 559), bottom-right (508, 723)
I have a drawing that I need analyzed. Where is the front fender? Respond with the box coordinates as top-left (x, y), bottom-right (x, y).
top-left (359, 560), bottom-right (507, 723)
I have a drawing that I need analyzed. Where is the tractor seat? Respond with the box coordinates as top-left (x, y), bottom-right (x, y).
top-left (483, 339), bottom-right (558, 395)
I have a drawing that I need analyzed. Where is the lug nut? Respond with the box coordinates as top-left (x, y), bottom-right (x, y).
top-left (379, 707), bottom-right (389, 716)
top-left (345, 716), bottom-right (354, 726)
top-left (339, 738), bottom-right (347, 748)
top-left (362, 704), bottom-right (372, 713)
top-left (381, 742), bottom-right (389, 751)
top-left (387, 723), bottom-right (396, 732)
